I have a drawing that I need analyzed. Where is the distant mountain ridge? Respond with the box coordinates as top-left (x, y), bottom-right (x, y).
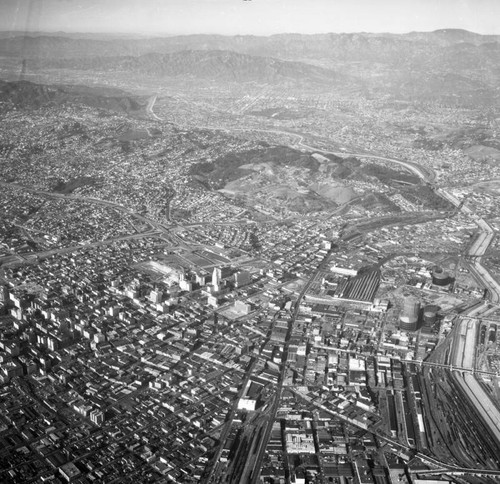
top-left (1, 30), bottom-right (499, 62)
top-left (1, 30), bottom-right (498, 77)
top-left (26, 50), bottom-right (344, 86)
top-left (1, 30), bottom-right (499, 105)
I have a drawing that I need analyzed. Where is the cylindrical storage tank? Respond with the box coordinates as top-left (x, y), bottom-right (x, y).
top-left (489, 325), bottom-right (497, 343)
top-left (423, 305), bottom-right (439, 324)
top-left (399, 315), bottom-right (418, 331)
top-left (432, 266), bottom-right (450, 286)
top-left (399, 297), bottom-right (420, 331)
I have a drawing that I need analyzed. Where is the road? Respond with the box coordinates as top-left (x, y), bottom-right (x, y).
top-left (0, 230), bottom-right (162, 266)
top-left (437, 188), bottom-right (499, 303)
top-left (415, 452), bottom-right (500, 477)
top-left (195, 126), bottom-right (434, 182)
top-left (444, 304), bottom-right (500, 448)
top-left (0, 180), bottom-right (160, 232)
top-left (311, 343), bottom-right (499, 376)
top-left (203, 357), bottom-right (257, 484)
top-left (248, 247), bottom-right (335, 484)
top-left (0, 179), bottom-right (195, 264)
top-left (145, 94), bottom-right (162, 121)
top-left (298, 143), bottom-right (435, 183)
top-left (428, 189), bottom-right (500, 458)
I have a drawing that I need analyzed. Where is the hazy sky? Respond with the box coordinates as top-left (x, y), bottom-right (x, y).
top-left (2, 0), bottom-right (500, 36)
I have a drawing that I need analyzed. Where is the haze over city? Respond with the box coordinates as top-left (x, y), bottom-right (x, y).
top-left (1, 0), bottom-right (500, 36)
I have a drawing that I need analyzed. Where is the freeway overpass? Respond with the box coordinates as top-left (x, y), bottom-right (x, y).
top-left (311, 343), bottom-right (500, 377)
top-left (414, 452), bottom-right (500, 477)
top-left (402, 358), bottom-right (499, 377)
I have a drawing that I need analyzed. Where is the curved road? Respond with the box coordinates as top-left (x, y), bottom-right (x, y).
top-left (0, 180), bottom-right (163, 232)
top-left (146, 94), bottom-right (162, 121)
top-left (201, 126), bottom-right (434, 182)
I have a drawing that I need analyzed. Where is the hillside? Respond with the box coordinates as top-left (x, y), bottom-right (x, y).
top-left (189, 146), bottom-right (453, 215)
top-left (0, 80), bottom-right (148, 114)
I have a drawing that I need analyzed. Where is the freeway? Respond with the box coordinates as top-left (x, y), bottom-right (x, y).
top-left (414, 452), bottom-right (500, 477)
top-left (445, 305), bottom-right (500, 450)
top-left (237, 126), bottom-right (500, 305)
top-left (438, 188), bottom-right (500, 304)
top-left (312, 343), bottom-right (499, 376)
top-left (431, 190), bottom-right (500, 460)
top-left (1, 179), bottom-right (273, 252)
top-left (0, 180), bottom-right (159, 232)
top-left (0, 179), bottom-right (202, 260)
top-left (403, 358), bottom-right (498, 376)
top-left (145, 94), bottom-right (162, 121)
top-left (0, 230), bottom-right (162, 266)
top-left (298, 142), bottom-right (435, 183)
top-left (199, 126), bottom-right (434, 183)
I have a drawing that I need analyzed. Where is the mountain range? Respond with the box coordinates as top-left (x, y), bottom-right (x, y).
top-left (1, 29), bottom-right (499, 61)
top-left (25, 50), bottom-right (345, 86)
top-left (1, 30), bottom-right (499, 105)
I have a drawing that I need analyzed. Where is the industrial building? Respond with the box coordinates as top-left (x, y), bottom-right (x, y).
top-left (335, 269), bottom-right (381, 302)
